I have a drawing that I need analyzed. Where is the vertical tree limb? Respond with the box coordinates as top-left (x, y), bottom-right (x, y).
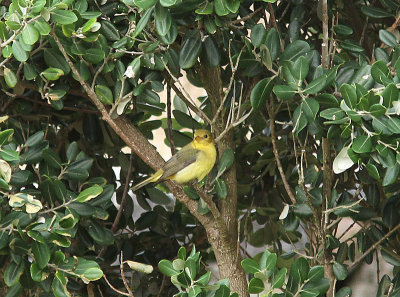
top-left (321, 0), bottom-right (329, 68)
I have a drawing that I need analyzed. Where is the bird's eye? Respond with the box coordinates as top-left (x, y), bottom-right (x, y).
top-left (204, 134), bottom-right (208, 138)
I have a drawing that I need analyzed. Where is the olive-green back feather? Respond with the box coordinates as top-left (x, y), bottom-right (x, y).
top-left (160, 145), bottom-right (199, 179)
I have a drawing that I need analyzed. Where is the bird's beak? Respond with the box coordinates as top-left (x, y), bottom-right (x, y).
top-left (195, 136), bottom-right (202, 142)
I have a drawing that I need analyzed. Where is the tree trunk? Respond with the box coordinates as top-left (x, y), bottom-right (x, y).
top-left (198, 64), bottom-right (249, 296)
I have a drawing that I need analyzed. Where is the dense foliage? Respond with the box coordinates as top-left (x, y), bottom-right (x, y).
top-left (2, 0), bottom-right (400, 296)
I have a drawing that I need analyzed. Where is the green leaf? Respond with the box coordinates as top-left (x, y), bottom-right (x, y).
top-left (0, 149), bottom-right (19, 162)
top-left (4, 261), bottom-right (24, 287)
top-left (42, 148), bottom-right (62, 168)
top-left (179, 35), bottom-right (202, 69)
top-left (84, 48), bottom-right (105, 64)
top-left (52, 273), bottom-right (69, 297)
top-left (160, 0), bottom-right (177, 7)
top-left (301, 98), bottom-right (319, 121)
top-left (379, 29), bottom-right (397, 47)
top-left (273, 85), bottom-right (296, 101)
top-left (202, 36), bottom-right (220, 67)
top-left (250, 24), bottom-right (267, 48)
top-left (308, 265), bottom-right (324, 283)
top-left (382, 83), bottom-right (398, 108)
top-left (184, 258), bottom-right (197, 280)
top-left (281, 40), bottom-right (310, 61)
top-left (95, 85), bottom-right (113, 105)
top-left (155, 4), bottom-right (171, 37)
top-left (76, 185), bottom-right (103, 202)
top-left (44, 49), bottom-right (70, 74)
top-left (265, 253), bottom-right (277, 271)
top-left (32, 241), bottom-right (50, 269)
top-left (304, 75), bottom-right (327, 94)
top-left (99, 20), bottom-right (120, 41)
top-left (214, 0), bottom-right (229, 16)
top-left (132, 8), bottom-right (153, 38)
top-left (293, 105), bottom-right (307, 135)
top-left (352, 135), bottom-right (372, 153)
top-left (41, 68), bottom-right (64, 80)
top-left (0, 21), bottom-right (9, 41)
top-left (369, 104), bottom-right (387, 117)
top-left (292, 56), bottom-right (309, 81)
top-left (0, 129), bottom-right (14, 145)
top-left (333, 262), bottom-right (348, 281)
top-left (25, 131), bottom-right (44, 147)
top-left (272, 267), bottom-right (287, 288)
top-left (158, 259), bottom-right (180, 276)
top-left (320, 108), bottom-right (345, 120)
top-left (12, 40), bottom-right (28, 62)
top-left (248, 278), bottom-right (264, 294)
top-left (126, 260), bottom-right (153, 274)
top-left (371, 60), bottom-right (391, 85)
top-left (134, 0), bottom-right (157, 9)
top-left (217, 148), bottom-right (235, 175)
top-left (21, 24), bottom-right (39, 45)
top-left (4, 68), bottom-right (17, 88)
top-left (333, 24), bottom-right (353, 36)
top-left (266, 28), bottom-right (280, 61)
top-left (387, 117), bottom-right (400, 134)
top-left (382, 164), bottom-right (400, 186)
top-left (250, 77), bottom-right (274, 111)
top-left (241, 258), bottom-right (260, 274)
top-left (215, 178), bottom-right (228, 199)
top-left (366, 164), bottom-right (380, 180)
top-left (86, 221), bottom-right (114, 245)
top-left (340, 83), bottom-right (357, 109)
top-left (336, 287), bottom-right (352, 297)
top-left (361, 6), bottom-right (393, 18)
top-left (51, 9), bottom-right (78, 25)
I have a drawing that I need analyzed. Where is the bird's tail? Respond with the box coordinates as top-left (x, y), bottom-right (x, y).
top-left (131, 169), bottom-right (164, 191)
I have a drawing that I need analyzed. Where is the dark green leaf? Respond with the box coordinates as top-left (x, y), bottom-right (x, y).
top-left (179, 35), bottom-right (202, 69)
top-left (273, 85), bottom-right (296, 101)
top-left (248, 278), bottom-right (264, 294)
top-left (51, 10), bottom-right (78, 25)
top-left (250, 77), bottom-right (274, 110)
top-left (333, 262), bottom-right (348, 281)
top-left (32, 241), bottom-right (50, 269)
top-left (241, 258), bottom-right (260, 274)
top-left (340, 83), bottom-right (357, 109)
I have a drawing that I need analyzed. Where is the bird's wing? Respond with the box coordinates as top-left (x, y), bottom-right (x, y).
top-left (160, 145), bottom-right (199, 180)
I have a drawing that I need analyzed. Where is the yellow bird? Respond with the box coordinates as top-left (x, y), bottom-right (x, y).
top-left (132, 129), bottom-right (217, 191)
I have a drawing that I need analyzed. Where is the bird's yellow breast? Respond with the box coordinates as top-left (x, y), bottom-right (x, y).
top-left (171, 142), bottom-right (217, 184)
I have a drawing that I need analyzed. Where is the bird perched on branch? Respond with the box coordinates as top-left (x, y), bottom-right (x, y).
top-left (132, 129), bottom-right (217, 191)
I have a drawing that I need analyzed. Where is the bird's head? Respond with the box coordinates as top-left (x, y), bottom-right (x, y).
top-left (194, 129), bottom-right (214, 145)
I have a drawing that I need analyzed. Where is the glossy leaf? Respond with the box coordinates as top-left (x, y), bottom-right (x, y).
top-left (250, 77), bottom-right (274, 111)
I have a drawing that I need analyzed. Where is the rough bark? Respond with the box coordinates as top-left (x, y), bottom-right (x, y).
top-left (198, 65), bottom-right (248, 296)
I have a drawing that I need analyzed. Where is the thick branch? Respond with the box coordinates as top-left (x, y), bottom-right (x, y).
top-left (321, 0), bottom-right (329, 68)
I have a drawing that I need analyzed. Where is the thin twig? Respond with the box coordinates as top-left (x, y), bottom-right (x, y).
top-left (120, 252), bottom-right (134, 297)
top-left (166, 85), bottom-right (175, 155)
top-left (264, 104), bottom-right (296, 204)
top-left (103, 274), bottom-right (130, 297)
top-left (163, 72), bottom-right (211, 124)
top-left (228, 6), bottom-right (263, 25)
top-left (211, 44), bottom-right (244, 124)
top-left (156, 275), bottom-right (166, 297)
top-left (112, 153), bottom-right (134, 232)
top-left (351, 222), bottom-right (400, 268)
